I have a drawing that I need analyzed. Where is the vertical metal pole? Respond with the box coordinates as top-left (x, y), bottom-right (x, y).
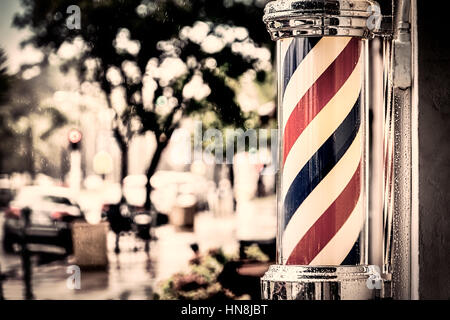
top-left (369, 38), bottom-right (385, 270)
top-left (21, 207), bottom-right (34, 300)
top-left (0, 264), bottom-right (4, 300)
top-left (410, 0), bottom-right (419, 300)
top-left (69, 150), bottom-right (82, 194)
top-left (391, 0), bottom-right (414, 300)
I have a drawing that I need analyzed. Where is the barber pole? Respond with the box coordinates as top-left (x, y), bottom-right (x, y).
top-left (280, 37), bottom-right (364, 266)
top-left (261, 0), bottom-right (388, 300)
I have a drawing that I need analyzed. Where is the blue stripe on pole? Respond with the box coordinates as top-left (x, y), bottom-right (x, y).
top-left (282, 37), bottom-right (320, 97)
top-left (283, 97), bottom-right (361, 228)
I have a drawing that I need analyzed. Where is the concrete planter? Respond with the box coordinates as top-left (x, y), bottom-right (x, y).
top-left (72, 222), bottom-right (109, 269)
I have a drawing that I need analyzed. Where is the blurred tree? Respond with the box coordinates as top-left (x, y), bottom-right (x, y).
top-left (0, 50), bottom-right (67, 176)
top-left (14, 0), bottom-right (274, 209)
top-left (0, 49), bottom-right (9, 105)
top-left (8, 73), bottom-right (68, 178)
top-left (0, 48), bottom-right (13, 173)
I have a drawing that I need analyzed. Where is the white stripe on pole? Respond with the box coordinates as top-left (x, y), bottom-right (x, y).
top-left (281, 129), bottom-right (362, 263)
top-left (281, 57), bottom-right (362, 200)
top-left (282, 37), bottom-right (352, 128)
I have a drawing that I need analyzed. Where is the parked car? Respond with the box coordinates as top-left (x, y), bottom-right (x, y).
top-left (0, 187), bottom-right (15, 209)
top-left (0, 176), bottom-right (15, 208)
top-left (2, 186), bottom-right (85, 254)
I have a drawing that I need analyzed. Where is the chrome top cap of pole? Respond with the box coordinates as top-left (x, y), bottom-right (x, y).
top-left (263, 0), bottom-right (382, 40)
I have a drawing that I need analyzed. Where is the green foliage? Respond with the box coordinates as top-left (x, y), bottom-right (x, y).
top-left (13, 0), bottom-right (273, 142)
top-left (156, 248), bottom-right (241, 300)
top-left (0, 49), bottom-right (10, 105)
top-left (12, 0), bottom-right (274, 202)
top-left (0, 49), bottom-right (67, 175)
top-left (155, 245), bottom-right (270, 300)
top-left (244, 244), bottom-right (269, 262)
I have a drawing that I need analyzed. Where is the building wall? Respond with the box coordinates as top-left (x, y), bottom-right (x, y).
top-left (417, 1), bottom-right (450, 299)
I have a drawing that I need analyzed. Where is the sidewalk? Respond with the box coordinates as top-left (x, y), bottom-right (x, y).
top-left (1, 192), bottom-right (277, 300)
top-left (0, 213), bottom-right (240, 300)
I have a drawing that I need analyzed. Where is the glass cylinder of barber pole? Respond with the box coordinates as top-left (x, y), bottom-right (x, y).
top-left (261, 0), bottom-right (384, 300)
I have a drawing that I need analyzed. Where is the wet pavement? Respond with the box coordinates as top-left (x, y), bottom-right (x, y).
top-left (0, 195), bottom-right (275, 300)
top-left (1, 225), bottom-right (193, 299)
top-left (0, 212), bottom-right (239, 300)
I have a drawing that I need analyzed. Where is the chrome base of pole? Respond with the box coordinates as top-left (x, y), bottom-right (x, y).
top-left (261, 265), bottom-right (391, 300)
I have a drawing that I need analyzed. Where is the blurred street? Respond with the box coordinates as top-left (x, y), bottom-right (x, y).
top-left (0, 193), bottom-right (275, 300)
top-left (0, 210), bottom-right (228, 300)
top-left (0, 0), bottom-right (277, 300)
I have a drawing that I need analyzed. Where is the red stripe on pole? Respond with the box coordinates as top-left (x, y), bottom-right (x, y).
top-left (286, 162), bottom-right (362, 265)
top-left (282, 37), bottom-right (361, 165)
